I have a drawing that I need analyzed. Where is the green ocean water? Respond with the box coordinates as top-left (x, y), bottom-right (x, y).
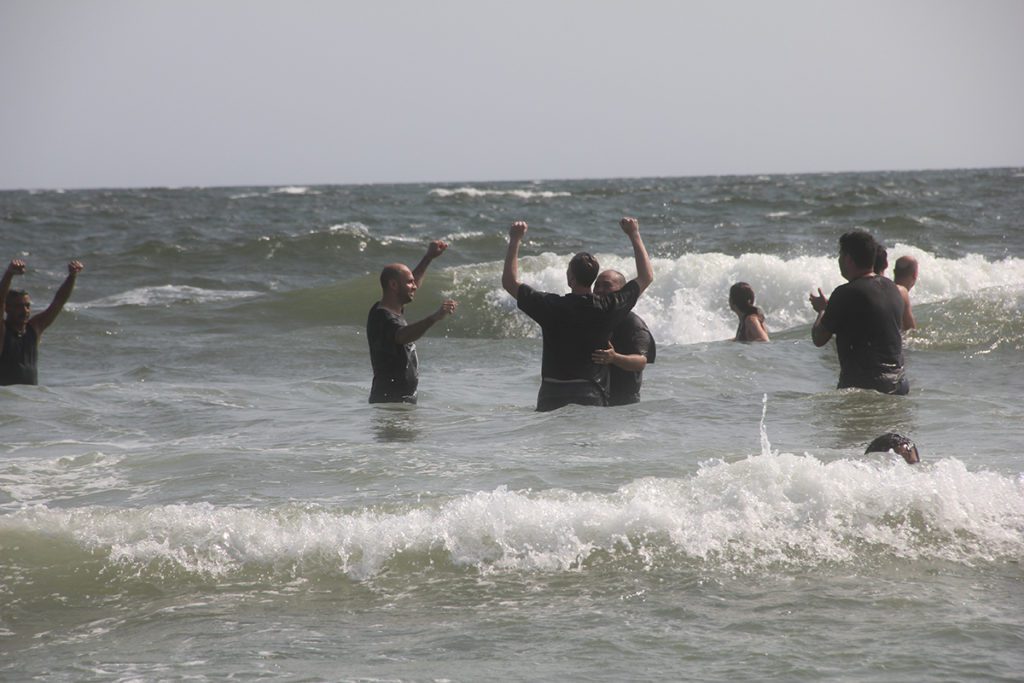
top-left (2, 168), bottom-right (1023, 681)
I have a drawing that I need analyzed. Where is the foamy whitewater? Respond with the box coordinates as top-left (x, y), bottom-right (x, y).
top-left (2, 169), bottom-right (1023, 681)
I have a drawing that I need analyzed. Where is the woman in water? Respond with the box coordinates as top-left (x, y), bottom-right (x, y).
top-left (729, 282), bottom-right (769, 342)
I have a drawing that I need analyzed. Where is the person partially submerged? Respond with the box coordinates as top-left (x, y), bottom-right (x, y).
top-left (865, 432), bottom-right (920, 464)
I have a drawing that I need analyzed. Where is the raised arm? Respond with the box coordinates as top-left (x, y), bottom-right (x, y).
top-left (809, 287), bottom-right (832, 347)
top-left (620, 218), bottom-right (653, 293)
top-left (0, 259), bottom-right (27, 353)
top-left (30, 260), bottom-right (83, 337)
top-left (394, 299), bottom-right (457, 345)
top-left (502, 221), bottom-right (528, 299)
top-left (411, 240), bottom-right (448, 287)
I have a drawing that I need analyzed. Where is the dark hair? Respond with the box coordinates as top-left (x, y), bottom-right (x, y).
top-left (865, 432), bottom-right (920, 464)
top-left (5, 289), bottom-right (28, 304)
top-left (839, 230), bottom-right (879, 270)
top-left (379, 265), bottom-right (404, 289)
top-left (729, 282), bottom-right (760, 317)
top-left (873, 244), bottom-right (888, 275)
top-left (568, 252), bottom-right (599, 288)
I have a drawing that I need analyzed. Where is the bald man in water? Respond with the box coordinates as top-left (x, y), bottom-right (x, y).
top-left (367, 240), bottom-right (456, 404)
top-left (893, 255), bottom-right (918, 331)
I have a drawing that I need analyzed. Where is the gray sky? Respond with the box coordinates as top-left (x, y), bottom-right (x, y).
top-left (2, 0), bottom-right (1023, 190)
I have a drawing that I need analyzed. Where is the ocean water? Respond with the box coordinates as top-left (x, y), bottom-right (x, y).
top-left (2, 168), bottom-right (1023, 681)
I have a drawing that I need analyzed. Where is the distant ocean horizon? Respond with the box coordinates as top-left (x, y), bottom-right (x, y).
top-left (3, 166), bottom-right (1023, 680)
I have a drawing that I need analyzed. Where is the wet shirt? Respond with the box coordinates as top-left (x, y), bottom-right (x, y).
top-left (0, 325), bottom-right (39, 386)
top-left (820, 276), bottom-right (905, 390)
top-left (608, 311), bottom-right (656, 406)
top-left (517, 280), bottom-right (641, 393)
top-left (366, 303), bottom-right (418, 403)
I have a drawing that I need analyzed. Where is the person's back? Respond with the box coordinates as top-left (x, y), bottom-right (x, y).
top-left (823, 273), bottom-right (905, 392)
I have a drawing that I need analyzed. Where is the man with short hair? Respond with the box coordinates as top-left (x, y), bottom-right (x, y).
top-left (502, 217), bottom-right (653, 411)
top-left (893, 255), bottom-right (918, 330)
top-left (591, 269), bottom-right (655, 406)
top-left (809, 230), bottom-right (909, 395)
top-left (367, 240), bottom-right (456, 404)
top-left (1, 258), bottom-right (84, 386)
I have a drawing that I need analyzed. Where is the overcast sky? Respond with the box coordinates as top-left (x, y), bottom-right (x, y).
top-left (2, 0), bottom-right (1023, 190)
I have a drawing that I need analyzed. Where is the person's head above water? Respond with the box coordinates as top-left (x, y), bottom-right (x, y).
top-left (4, 289), bottom-right (32, 328)
top-left (874, 244), bottom-right (889, 276)
top-left (894, 255), bottom-right (919, 290)
top-left (379, 263), bottom-right (416, 305)
top-left (729, 282), bottom-right (759, 316)
top-left (865, 432), bottom-right (920, 464)
top-left (593, 269), bottom-right (627, 296)
top-left (567, 252), bottom-right (600, 291)
top-left (838, 230), bottom-right (880, 279)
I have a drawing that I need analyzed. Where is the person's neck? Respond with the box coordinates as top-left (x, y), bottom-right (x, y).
top-left (569, 285), bottom-right (591, 295)
top-left (846, 269), bottom-right (875, 281)
top-left (378, 296), bottom-right (404, 315)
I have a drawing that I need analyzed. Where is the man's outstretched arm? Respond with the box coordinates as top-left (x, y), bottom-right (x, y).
top-left (30, 260), bottom-right (83, 337)
top-left (502, 221), bottom-right (528, 299)
top-left (411, 240), bottom-right (448, 287)
top-left (394, 299), bottom-right (457, 345)
top-left (620, 218), bottom-right (653, 293)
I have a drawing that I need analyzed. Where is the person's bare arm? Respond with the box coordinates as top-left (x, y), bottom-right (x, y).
top-left (620, 218), bottom-right (653, 293)
top-left (411, 240), bottom-right (448, 287)
top-left (809, 288), bottom-right (832, 347)
top-left (502, 221), bottom-right (528, 299)
top-left (30, 260), bottom-right (82, 337)
top-left (592, 341), bottom-right (647, 371)
top-left (394, 299), bottom-right (457, 345)
top-left (899, 285), bottom-right (916, 330)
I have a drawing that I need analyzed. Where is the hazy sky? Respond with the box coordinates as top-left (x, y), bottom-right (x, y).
top-left (2, 0), bottom-right (1023, 190)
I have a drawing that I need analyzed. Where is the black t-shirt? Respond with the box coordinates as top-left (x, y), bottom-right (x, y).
top-left (820, 275), bottom-right (905, 390)
top-left (366, 302), bottom-right (418, 403)
top-left (608, 311), bottom-right (656, 406)
top-left (0, 325), bottom-right (39, 386)
top-left (517, 280), bottom-right (641, 391)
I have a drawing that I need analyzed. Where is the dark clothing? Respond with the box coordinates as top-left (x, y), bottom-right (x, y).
top-left (608, 312), bottom-right (656, 406)
top-left (517, 280), bottom-right (641, 411)
top-left (366, 302), bottom-right (418, 404)
top-left (0, 325), bottom-right (39, 386)
top-left (536, 379), bottom-right (606, 412)
top-left (820, 275), bottom-right (908, 395)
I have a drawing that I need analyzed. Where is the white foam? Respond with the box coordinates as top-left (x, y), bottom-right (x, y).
top-left (429, 187), bottom-right (571, 199)
top-left (270, 186), bottom-right (319, 196)
top-left (72, 286), bottom-right (262, 309)
top-left (483, 248), bottom-right (1024, 345)
top-left (4, 455), bottom-right (1021, 579)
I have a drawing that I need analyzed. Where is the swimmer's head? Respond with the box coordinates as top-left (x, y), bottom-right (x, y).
top-left (838, 230), bottom-right (879, 275)
top-left (4, 289), bottom-right (31, 325)
top-left (874, 244), bottom-right (889, 275)
top-left (865, 432), bottom-right (920, 464)
top-left (567, 252), bottom-right (599, 289)
top-left (593, 269), bottom-right (626, 296)
top-left (894, 256), bottom-right (918, 289)
top-left (729, 282), bottom-right (758, 316)
top-left (379, 263), bottom-right (416, 303)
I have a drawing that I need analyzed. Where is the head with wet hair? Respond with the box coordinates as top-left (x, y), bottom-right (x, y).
top-left (567, 252), bottom-right (600, 289)
top-left (865, 432), bottom-right (920, 464)
top-left (874, 244), bottom-right (889, 275)
top-left (729, 282), bottom-right (760, 316)
top-left (839, 230), bottom-right (880, 271)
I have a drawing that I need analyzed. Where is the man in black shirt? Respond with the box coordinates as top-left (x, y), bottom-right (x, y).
top-left (367, 241), bottom-right (456, 404)
top-left (809, 230), bottom-right (908, 395)
top-left (502, 217), bottom-right (654, 411)
top-left (591, 269), bottom-right (655, 406)
top-left (1, 258), bottom-right (84, 386)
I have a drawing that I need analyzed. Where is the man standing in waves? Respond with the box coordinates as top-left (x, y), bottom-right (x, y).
top-left (591, 269), bottom-right (656, 406)
top-left (809, 230), bottom-right (909, 395)
top-left (502, 218), bottom-right (654, 411)
top-left (367, 240), bottom-right (456, 404)
top-left (1, 258), bottom-right (84, 386)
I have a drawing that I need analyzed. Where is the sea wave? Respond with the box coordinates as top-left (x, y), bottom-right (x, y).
top-left (2, 454), bottom-right (1021, 584)
top-left (429, 187), bottom-right (571, 200)
top-left (72, 285), bottom-right (262, 309)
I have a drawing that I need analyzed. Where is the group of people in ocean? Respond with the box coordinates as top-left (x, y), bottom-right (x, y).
top-left (1, 218), bottom-right (921, 464)
top-left (364, 217), bottom-right (921, 463)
